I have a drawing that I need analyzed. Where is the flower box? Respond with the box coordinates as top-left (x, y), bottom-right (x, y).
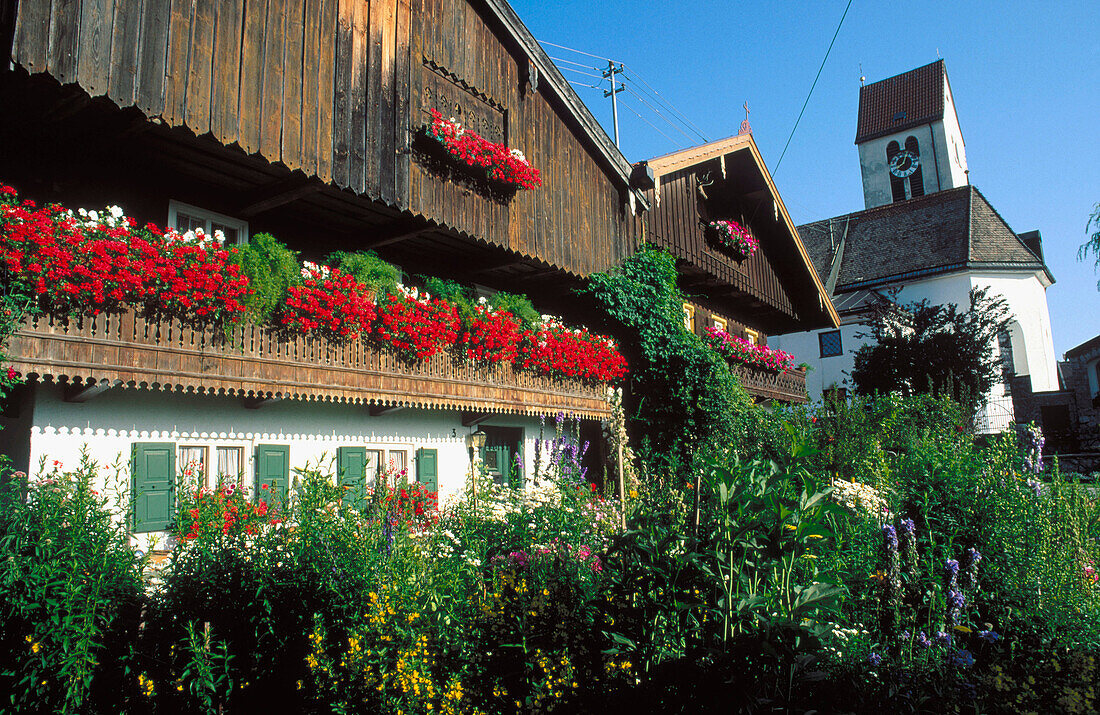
top-left (422, 109), bottom-right (541, 193)
top-left (705, 219), bottom-right (758, 260)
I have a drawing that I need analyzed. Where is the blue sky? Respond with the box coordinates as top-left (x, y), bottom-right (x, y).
top-left (512, 0), bottom-right (1100, 356)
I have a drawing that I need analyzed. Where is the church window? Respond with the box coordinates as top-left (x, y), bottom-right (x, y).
top-left (886, 141), bottom-right (906, 203)
top-left (904, 136), bottom-right (925, 197)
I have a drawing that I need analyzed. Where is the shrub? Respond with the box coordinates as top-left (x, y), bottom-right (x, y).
top-left (327, 249), bottom-right (401, 296)
top-left (0, 455), bottom-right (145, 715)
top-left (231, 232), bottom-right (300, 323)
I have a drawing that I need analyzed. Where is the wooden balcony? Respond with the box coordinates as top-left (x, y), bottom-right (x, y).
top-left (6, 313), bottom-right (611, 419)
top-left (730, 364), bottom-right (809, 404)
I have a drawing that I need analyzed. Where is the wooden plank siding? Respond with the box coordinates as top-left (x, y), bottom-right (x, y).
top-left (7, 0), bottom-right (633, 277)
top-left (637, 166), bottom-right (797, 318)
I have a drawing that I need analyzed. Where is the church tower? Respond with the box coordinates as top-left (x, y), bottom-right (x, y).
top-left (855, 60), bottom-right (969, 209)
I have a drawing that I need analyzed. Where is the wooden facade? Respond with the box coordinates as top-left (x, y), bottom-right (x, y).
top-left (637, 135), bottom-right (838, 336)
top-left (6, 312), bottom-right (612, 418)
top-left (5, 0), bottom-right (639, 277)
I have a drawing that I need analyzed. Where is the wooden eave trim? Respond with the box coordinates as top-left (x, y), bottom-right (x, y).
top-left (646, 134), bottom-right (754, 175)
top-left (648, 134), bottom-right (839, 328)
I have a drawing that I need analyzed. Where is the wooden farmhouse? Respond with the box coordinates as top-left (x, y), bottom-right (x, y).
top-left (0, 0), bottom-right (835, 543)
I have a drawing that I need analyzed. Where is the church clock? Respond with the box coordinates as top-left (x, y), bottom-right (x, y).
top-left (889, 150), bottom-right (920, 178)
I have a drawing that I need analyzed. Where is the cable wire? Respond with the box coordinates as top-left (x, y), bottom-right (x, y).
top-left (548, 55), bottom-right (601, 70)
top-left (558, 65), bottom-right (604, 80)
top-left (567, 80), bottom-right (602, 90)
top-left (619, 96), bottom-right (684, 149)
top-left (620, 67), bottom-right (709, 142)
top-left (538, 39), bottom-right (612, 63)
top-left (773, 0), bottom-right (853, 175)
top-left (623, 85), bottom-right (696, 142)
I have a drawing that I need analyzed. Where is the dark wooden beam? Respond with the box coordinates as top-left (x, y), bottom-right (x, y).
top-left (242, 395), bottom-right (282, 409)
top-left (64, 379), bottom-right (121, 403)
top-left (361, 221), bottom-right (427, 249)
top-left (238, 177), bottom-right (322, 217)
top-left (461, 411), bottom-right (494, 427)
top-left (369, 404), bottom-right (406, 416)
top-left (468, 256), bottom-right (527, 275)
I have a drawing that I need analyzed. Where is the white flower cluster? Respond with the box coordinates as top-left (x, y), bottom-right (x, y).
top-left (163, 226), bottom-right (225, 247)
top-left (301, 260), bottom-right (332, 280)
top-left (510, 148), bottom-right (527, 162)
top-left (67, 205), bottom-right (134, 230)
top-left (395, 282), bottom-right (433, 303)
top-left (819, 622), bottom-right (870, 659)
top-left (829, 477), bottom-right (892, 521)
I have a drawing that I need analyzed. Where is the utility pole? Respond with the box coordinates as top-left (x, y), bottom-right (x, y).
top-left (602, 60), bottom-right (624, 147)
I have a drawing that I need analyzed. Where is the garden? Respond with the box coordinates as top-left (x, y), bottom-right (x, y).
top-left (0, 199), bottom-right (1098, 713)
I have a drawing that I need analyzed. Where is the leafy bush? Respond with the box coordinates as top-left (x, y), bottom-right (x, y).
top-left (0, 455), bottom-right (145, 715)
top-left (230, 232), bottom-right (300, 323)
top-left (327, 249), bottom-right (401, 296)
top-left (584, 247), bottom-right (765, 474)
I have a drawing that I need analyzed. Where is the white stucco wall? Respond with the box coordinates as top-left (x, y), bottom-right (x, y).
top-left (20, 385), bottom-right (579, 548)
top-left (858, 123), bottom-right (943, 210)
top-left (939, 75), bottom-right (969, 188)
top-left (770, 269), bottom-right (1055, 432)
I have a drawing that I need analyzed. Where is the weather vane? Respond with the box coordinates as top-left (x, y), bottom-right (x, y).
top-left (738, 101), bottom-right (752, 136)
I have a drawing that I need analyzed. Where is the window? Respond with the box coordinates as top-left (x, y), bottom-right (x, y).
top-left (712, 316), bottom-right (727, 332)
top-left (178, 443), bottom-right (247, 489)
top-left (744, 329), bottom-right (759, 345)
top-left (682, 303), bottom-right (695, 332)
top-left (819, 330), bottom-right (843, 358)
top-left (168, 200), bottom-right (248, 245)
top-left (387, 449), bottom-right (408, 480)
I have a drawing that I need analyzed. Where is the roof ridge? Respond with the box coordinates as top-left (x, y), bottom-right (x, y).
top-left (795, 185), bottom-right (972, 228)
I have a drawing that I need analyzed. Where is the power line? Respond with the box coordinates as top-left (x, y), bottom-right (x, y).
top-left (773, 0), bottom-right (853, 176)
top-left (567, 80), bottom-right (602, 90)
top-left (620, 67), bottom-right (709, 143)
top-left (548, 55), bottom-right (601, 71)
top-left (557, 65), bottom-right (604, 80)
top-left (623, 85), bottom-right (696, 142)
top-left (538, 39), bottom-right (612, 63)
top-left (619, 96), bottom-right (684, 149)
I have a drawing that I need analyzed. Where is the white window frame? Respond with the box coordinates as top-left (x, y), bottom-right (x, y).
top-left (167, 200), bottom-right (249, 246)
top-left (744, 328), bottom-right (759, 345)
top-left (713, 316), bottom-right (728, 332)
top-left (682, 303), bottom-right (695, 332)
top-left (178, 440), bottom-right (252, 491)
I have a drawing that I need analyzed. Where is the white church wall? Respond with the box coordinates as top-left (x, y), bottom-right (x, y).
top-left (938, 75), bottom-right (970, 188)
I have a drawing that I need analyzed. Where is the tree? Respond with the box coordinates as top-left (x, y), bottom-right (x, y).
top-left (851, 287), bottom-right (1012, 410)
top-left (1080, 203), bottom-right (1100, 289)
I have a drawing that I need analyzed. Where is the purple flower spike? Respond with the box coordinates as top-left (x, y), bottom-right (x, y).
top-left (868, 651), bottom-right (883, 667)
top-left (977, 630), bottom-right (1001, 643)
top-left (917, 631), bottom-right (932, 649)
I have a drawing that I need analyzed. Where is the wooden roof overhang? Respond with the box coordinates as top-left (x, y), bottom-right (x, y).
top-left (3, 0), bottom-right (650, 290)
top-left (644, 134), bottom-right (839, 333)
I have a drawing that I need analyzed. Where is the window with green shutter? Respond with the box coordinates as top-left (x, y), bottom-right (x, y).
top-left (337, 446), bottom-right (368, 510)
top-left (133, 442), bottom-right (175, 532)
top-left (255, 444), bottom-right (290, 509)
top-left (416, 448), bottom-right (438, 493)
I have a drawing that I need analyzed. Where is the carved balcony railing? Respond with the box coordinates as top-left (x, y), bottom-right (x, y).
top-left (6, 312), bottom-right (612, 419)
top-left (730, 364), bottom-right (809, 404)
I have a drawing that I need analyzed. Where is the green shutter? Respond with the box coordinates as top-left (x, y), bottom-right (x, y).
top-left (255, 444), bottom-right (290, 509)
top-left (337, 446), bottom-right (368, 509)
top-left (416, 448), bottom-right (438, 493)
top-left (133, 442), bottom-right (175, 532)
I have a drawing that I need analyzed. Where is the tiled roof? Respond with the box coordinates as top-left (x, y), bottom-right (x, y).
top-left (855, 60), bottom-right (946, 144)
top-left (796, 186), bottom-right (1051, 293)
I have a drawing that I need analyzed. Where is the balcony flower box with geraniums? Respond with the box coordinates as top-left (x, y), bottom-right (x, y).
top-left (0, 184), bottom-right (626, 386)
top-left (704, 326), bottom-right (795, 374)
top-left (705, 219), bottom-right (758, 261)
top-left (423, 109), bottom-right (541, 193)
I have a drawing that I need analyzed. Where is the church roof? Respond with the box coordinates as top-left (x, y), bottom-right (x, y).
top-left (796, 186), bottom-right (1053, 294)
top-left (856, 60), bottom-right (946, 144)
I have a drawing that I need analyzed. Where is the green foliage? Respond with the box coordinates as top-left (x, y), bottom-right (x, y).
top-left (421, 276), bottom-right (476, 317)
top-left (327, 249), bottom-right (401, 295)
top-left (1081, 202), bottom-right (1100, 289)
top-left (230, 232), bottom-right (300, 323)
top-left (584, 247), bottom-right (768, 475)
top-left (487, 291), bottom-right (540, 328)
top-left (852, 287), bottom-right (1012, 411)
top-left (0, 454), bottom-right (145, 715)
